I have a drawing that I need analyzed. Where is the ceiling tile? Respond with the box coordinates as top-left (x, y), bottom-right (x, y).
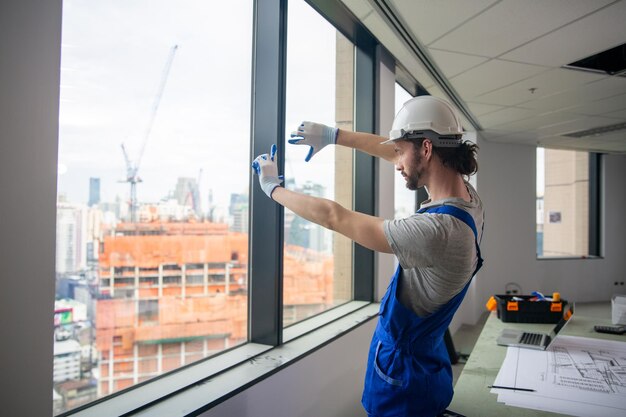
top-left (481, 129), bottom-right (540, 146)
top-left (357, 8), bottom-right (438, 89)
top-left (427, 49), bottom-right (488, 79)
top-left (524, 77), bottom-right (626, 113)
top-left (605, 108), bottom-right (626, 119)
top-left (430, 0), bottom-right (613, 58)
top-left (536, 116), bottom-right (621, 137)
top-left (478, 106), bottom-right (540, 128)
top-left (465, 101), bottom-right (505, 116)
top-left (449, 59), bottom-right (547, 98)
top-left (501, 1), bottom-right (626, 66)
top-left (493, 110), bottom-right (580, 131)
top-left (475, 68), bottom-right (606, 106)
top-left (568, 93), bottom-right (626, 116)
top-left (388, 0), bottom-right (498, 45)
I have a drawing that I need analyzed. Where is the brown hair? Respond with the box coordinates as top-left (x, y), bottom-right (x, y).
top-left (412, 139), bottom-right (479, 177)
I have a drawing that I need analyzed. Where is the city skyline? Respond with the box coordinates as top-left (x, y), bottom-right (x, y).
top-left (57, 0), bottom-right (339, 212)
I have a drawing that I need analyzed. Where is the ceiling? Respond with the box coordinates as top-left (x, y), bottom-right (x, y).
top-left (340, 0), bottom-right (626, 153)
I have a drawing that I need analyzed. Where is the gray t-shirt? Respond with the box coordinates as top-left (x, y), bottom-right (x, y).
top-left (383, 182), bottom-right (484, 317)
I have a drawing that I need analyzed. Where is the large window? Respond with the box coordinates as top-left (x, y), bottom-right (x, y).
top-left (283, 0), bottom-right (355, 326)
top-left (55, 0), bottom-right (253, 413)
top-left (394, 83), bottom-right (416, 218)
top-left (536, 148), bottom-right (600, 258)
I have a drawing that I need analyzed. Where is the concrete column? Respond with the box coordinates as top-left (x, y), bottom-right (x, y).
top-left (108, 345), bottom-right (114, 395)
top-left (133, 344), bottom-right (139, 384)
top-left (181, 264), bottom-right (186, 300)
top-left (157, 343), bottom-right (163, 374)
top-left (158, 264), bottom-right (163, 297)
top-left (110, 266), bottom-right (115, 297)
top-left (225, 263), bottom-right (230, 295)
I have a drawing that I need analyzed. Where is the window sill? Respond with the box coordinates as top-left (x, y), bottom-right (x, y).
top-left (536, 255), bottom-right (603, 261)
top-left (66, 301), bottom-right (379, 417)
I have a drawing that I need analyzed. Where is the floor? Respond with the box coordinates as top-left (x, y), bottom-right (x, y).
top-left (451, 312), bottom-right (489, 386)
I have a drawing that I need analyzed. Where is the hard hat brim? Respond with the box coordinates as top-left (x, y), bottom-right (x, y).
top-left (381, 130), bottom-right (463, 147)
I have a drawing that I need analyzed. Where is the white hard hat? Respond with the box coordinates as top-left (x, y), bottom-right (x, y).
top-left (382, 95), bottom-right (464, 147)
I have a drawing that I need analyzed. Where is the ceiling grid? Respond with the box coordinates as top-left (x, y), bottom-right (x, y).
top-left (340, 0), bottom-right (626, 152)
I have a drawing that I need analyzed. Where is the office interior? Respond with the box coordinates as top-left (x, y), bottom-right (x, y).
top-left (2, 0), bottom-right (626, 416)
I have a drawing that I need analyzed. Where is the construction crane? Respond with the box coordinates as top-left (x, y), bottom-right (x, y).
top-left (121, 44), bottom-right (178, 222)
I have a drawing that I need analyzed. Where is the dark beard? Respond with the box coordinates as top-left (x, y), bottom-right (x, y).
top-left (405, 173), bottom-right (419, 190)
top-left (404, 154), bottom-right (422, 190)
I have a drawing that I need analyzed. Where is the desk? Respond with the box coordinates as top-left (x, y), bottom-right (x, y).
top-left (448, 302), bottom-right (624, 416)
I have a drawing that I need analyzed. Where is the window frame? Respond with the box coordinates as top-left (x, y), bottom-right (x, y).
top-left (57, 0), bottom-right (382, 415)
top-left (536, 150), bottom-right (603, 260)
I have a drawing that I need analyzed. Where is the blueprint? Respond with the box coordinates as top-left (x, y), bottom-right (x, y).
top-left (549, 341), bottom-right (626, 395)
top-left (492, 335), bottom-right (626, 416)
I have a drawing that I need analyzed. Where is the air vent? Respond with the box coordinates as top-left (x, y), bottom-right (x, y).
top-left (562, 122), bottom-right (626, 138)
top-left (563, 42), bottom-right (626, 77)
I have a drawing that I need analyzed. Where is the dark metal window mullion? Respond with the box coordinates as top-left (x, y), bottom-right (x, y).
top-left (588, 153), bottom-right (600, 256)
top-left (353, 40), bottom-right (376, 302)
top-left (248, 0), bottom-right (288, 346)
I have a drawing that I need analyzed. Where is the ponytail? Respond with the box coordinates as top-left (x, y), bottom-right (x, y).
top-left (434, 140), bottom-right (479, 177)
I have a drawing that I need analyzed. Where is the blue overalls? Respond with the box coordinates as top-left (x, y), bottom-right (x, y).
top-left (362, 205), bottom-right (484, 417)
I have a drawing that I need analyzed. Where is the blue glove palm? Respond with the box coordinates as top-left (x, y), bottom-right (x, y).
top-left (252, 144), bottom-right (283, 199)
top-left (289, 121), bottom-right (338, 162)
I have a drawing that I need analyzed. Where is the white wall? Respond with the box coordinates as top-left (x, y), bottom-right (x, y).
top-left (0, 0), bottom-right (62, 416)
top-left (199, 319), bottom-right (375, 417)
top-left (456, 138), bottom-right (626, 326)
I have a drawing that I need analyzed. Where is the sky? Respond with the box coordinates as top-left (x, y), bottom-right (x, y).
top-left (57, 0), bottom-right (338, 212)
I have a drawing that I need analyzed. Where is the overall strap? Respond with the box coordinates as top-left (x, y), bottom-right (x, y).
top-left (418, 205), bottom-right (483, 273)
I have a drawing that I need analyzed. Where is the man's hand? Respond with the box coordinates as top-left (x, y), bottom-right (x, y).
top-left (252, 144), bottom-right (283, 199)
top-left (289, 121), bottom-right (338, 162)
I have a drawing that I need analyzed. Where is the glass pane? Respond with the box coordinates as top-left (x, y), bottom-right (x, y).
top-left (394, 83), bottom-right (416, 218)
top-left (536, 148), bottom-right (590, 258)
top-left (55, 1), bottom-right (252, 414)
top-left (283, 0), bottom-right (354, 327)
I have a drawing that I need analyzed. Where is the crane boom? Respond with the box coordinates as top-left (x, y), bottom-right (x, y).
top-left (121, 44), bottom-right (178, 222)
top-left (135, 44), bottom-right (178, 172)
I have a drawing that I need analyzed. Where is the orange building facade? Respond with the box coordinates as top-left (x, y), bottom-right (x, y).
top-left (96, 221), bottom-right (333, 396)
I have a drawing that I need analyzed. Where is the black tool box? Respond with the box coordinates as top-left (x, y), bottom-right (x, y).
top-left (494, 294), bottom-right (567, 324)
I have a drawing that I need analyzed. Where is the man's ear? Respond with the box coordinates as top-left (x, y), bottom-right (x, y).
top-left (423, 139), bottom-right (433, 160)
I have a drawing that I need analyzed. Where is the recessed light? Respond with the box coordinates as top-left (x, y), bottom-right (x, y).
top-left (562, 122), bottom-right (626, 138)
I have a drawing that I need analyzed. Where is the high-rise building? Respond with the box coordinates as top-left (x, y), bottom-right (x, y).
top-left (173, 177), bottom-right (201, 217)
top-left (541, 149), bottom-right (590, 257)
top-left (88, 177), bottom-right (100, 207)
top-left (53, 340), bottom-right (82, 382)
top-left (56, 202), bottom-right (88, 274)
top-left (229, 193), bottom-right (248, 233)
top-left (95, 221), bottom-right (333, 396)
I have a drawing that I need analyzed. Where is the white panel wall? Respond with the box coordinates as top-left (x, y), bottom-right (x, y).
top-left (0, 0), bottom-right (62, 416)
top-left (457, 138), bottom-right (626, 326)
top-left (199, 320), bottom-right (375, 417)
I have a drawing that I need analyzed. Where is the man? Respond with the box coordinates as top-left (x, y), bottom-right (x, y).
top-left (252, 95), bottom-right (484, 416)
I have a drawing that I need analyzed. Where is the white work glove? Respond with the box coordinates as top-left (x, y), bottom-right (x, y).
top-left (252, 144), bottom-right (283, 199)
top-left (289, 121), bottom-right (338, 162)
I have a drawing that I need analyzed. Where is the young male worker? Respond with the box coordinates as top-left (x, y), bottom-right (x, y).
top-left (252, 95), bottom-right (484, 417)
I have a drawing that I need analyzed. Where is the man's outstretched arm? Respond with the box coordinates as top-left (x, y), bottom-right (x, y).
top-left (252, 145), bottom-right (392, 254)
top-left (336, 129), bottom-right (397, 162)
top-left (289, 121), bottom-right (397, 163)
top-left (271, 187), bottom-right (392, 254)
